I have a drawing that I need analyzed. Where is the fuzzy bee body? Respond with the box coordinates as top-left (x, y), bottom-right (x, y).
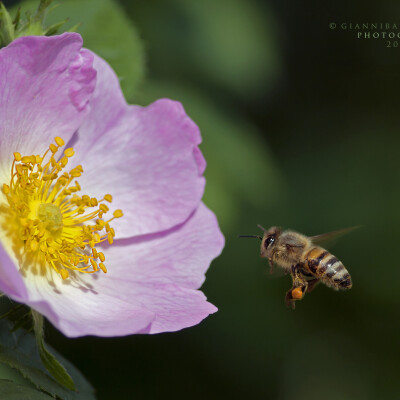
top-left (240, 225), bottom-right (354, 308)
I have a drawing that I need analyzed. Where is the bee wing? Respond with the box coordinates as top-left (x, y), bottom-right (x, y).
top-left (310, 226), bottom-right (361, 247)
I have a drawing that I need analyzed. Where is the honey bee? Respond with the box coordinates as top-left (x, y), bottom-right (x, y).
top-left (240, 225), bottom-right (355, 309)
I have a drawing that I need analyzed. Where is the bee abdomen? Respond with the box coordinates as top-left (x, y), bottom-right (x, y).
top-left (306, 247), bottom-right (352, 290)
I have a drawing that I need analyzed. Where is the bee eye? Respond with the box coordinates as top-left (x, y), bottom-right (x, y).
top-left (264, 236), bottom-right (275, 249)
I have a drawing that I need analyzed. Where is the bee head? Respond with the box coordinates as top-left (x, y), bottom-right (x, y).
top-left (258, 225), bottom-right (281, 258)
top-left (239, 225), bottom-right (282, 258)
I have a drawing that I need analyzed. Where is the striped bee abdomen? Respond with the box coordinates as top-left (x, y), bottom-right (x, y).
top-left (305, 247), bottom-right (352, 290)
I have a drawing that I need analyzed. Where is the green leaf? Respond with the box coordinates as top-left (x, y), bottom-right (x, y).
top-left (44, 18), bottom-right (69, 36)
top-left (0, 380), bottom-right (53, 400)
top-left (0, 319), bottom-right (96, 399)
top-left (31, 310), bottom-right (75, 391)
top-left (0, 3), bottom-right (15, 48)
top-left (12, 0), bottom-right (145, 99)
top-left (8, 0), bottom-right (71, 39)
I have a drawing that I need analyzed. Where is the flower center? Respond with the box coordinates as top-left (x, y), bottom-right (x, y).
top-left (38, 203), bottom-right (63, 232)
top-left (0, 137), bottom-right (123, 280)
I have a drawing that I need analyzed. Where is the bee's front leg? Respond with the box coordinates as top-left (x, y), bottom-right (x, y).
top-left (285, 264), bottom-right (308, 309)
top-left (268, 257), bottom-right (274, 274)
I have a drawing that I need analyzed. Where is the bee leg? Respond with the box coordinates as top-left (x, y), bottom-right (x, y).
top-left (268, 257), bottom-right (274, 274)
top-left (285, 265), bottom-right (308, 309)
top-left (306, 278), bottom-right (320, 293)
top-left (285, 289), bottom-right (296, 309)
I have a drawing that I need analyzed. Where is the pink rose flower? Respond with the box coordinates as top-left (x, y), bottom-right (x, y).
top-left (0, 33), bottom-right (224, 337)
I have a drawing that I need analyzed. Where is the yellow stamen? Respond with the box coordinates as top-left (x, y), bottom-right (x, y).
top-left (55, 137), bottom-right (64, 146)
top-left (64, 148), bottom-right (75, 157)
top-left (113, 209), bottom-right (123, 218)
top-left (0, 137), bottom-right (122, 280)
top-left (60, 269), bottom-right (69, 280)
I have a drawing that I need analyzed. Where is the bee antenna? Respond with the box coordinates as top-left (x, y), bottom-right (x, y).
top-left (257, 224), bottom-right (268, 233)
top-left (238, 235), bottom-right (262, 240)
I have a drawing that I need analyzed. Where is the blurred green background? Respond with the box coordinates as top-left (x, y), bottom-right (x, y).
top-left (4, 0), bottom-right (400, 399)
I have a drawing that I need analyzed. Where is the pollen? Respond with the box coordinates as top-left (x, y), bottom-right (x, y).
top-left (0, 138), bottom-right (123, 280)
top-left (291, 287), bottom-right (303, 300)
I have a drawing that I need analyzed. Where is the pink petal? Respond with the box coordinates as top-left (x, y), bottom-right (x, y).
top-left (132, 284), bottom-right (217, 334)
top-left (69, 53), bottom-right (206, 238)
top-left (89, 203), bottom-right (224, 333)
top-left (24, 280), bottom-right (156, 338)
top-left (0, 33), bottom-right (96, 181)
top-left (0, 242), bottom-right (28, 299)
top-left (0, 240), bottom-right (155, 337)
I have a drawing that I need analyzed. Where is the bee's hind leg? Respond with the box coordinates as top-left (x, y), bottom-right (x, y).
top-left (285, 264), bottom-right (308, 309)
top-left (306, 277), bottom-right (320, 293)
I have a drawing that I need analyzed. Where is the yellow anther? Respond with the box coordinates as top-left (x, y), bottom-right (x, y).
top-left (107, 233), bottom-right (113, 244)
top-left (64, 148), bottom-right (75, 157)
top-left (104, 194), bottom-right (112, 202)
top-left (70, 169), bottom-right (81, 178)
top-left (2, 184), bottom-right (9, 194)
top-left (30, 240), bottom-right (39, 252)
top-left (98, 252), bottom-right (105, 262)
top-left (113, 210), bottom-right (123, 218)
top-left (21, 156), bottom-right (34, 164)
top-left (15, 164), bottom-right (23, 175)
top-left (60, 270), bottom-right (69, 280)
top-left (60, 156), bottom-right (68, 167)
top-left (14, 152), bottom-right (21, 161)
top-left (99, 204), bottom-right (109, 213)
top-left (90, 259), bottom-right (98, 271)
top-left (49, 144), bottom-right (58, 154)
top-left (99, 263), bottom-right (107, 273)
top-left (55, 137), bottom-right (65, 146)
